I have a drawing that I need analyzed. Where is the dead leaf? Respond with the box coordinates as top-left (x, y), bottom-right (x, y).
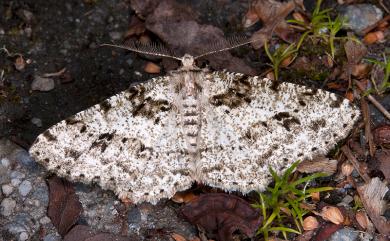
top-left (364, 31), bottom-right (385, 44)
top-left (373, 125), bottom-right (390, 148)
top-left (171, 233), bottom-right (188, 241)
top-left (341, 145), bottom-right (371, 183)
top-left (375, 151), bottom-right (390, 182)
top-left (47, 177), bottom-right (83, 237)
top-left (345, 38), bottom-right (367, 65)
top-left (130, 0), bottom-right (255, 75)
top-left (144, 62), bottom-right (161, 74)
top-left (181, 193), bottom-right (261, 241)
top-left (124, 15), bottom-right (146, 39)
top-left (357, 177), bottom-right (390, 236)
top-left (64, 225), bottom-right (133, 241)
top-left (297, 156), bottom-right (338, 175)
top-left (172, 190), bottom-right (198, 203)
top-left (14, 56), bottom-right (26, 71)
top-left (246, 0), bottom-right (297, 48)
top-left (312, 223), bottom-right (342, 241)
top-left (361, 98), bottom-right (375, 156)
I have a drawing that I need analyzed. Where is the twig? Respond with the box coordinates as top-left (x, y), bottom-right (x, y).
top-left (354, 80), bottom-right (390, 120)
top-left (43, 68), bottom-right (67, 77)
top-left (361, 98), bottom-right (375, 157)
top-left (379, 1), bottom-right (389, 14)
top-left (341, 145), bottom-right (370, 183)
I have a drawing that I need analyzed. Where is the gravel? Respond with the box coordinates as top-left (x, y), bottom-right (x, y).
top-left (18, 180), bottom-right (32, 197)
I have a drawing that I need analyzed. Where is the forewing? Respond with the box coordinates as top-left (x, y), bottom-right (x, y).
top-left (29, 76), bottom-right (192, 204)
top-left (199, 72), bottom-right (360, 193)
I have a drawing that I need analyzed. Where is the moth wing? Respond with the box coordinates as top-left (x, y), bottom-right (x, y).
top-left (199, 72), bottom-right (360, 193)
top-left (29, 76), bottom-right (193, 204)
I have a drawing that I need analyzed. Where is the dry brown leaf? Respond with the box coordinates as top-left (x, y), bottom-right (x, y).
top-left (375, 150), bottom-right (390, 182)
top-left (303, 216), bottom-right (319, 231)
top-left (357, 177), bottom-right (390, 236)
top-left (242, 7), bottom-right (259, 28)
top-left (172, 233), bottom-right (187, 241)
top-left (144, 62), bottom-right (161, 74)
top-left (363, 31), bottom-right (385, 44)
top-left (341, 145), bottom-right (371, 183)
top-left (247, 0), bottom-right (296, 49)
top-left (14, 56), bottom-right (26, 71)
top-left (47, 177), bottom-right (83, 237)
top-left (320, 206), bottom-right (345, 225)
top-left (64, 225), bottom-right (133, 241)
top-left (244, 0), bottom-right (295, 49)
top-left (351, 63), bottom-right (370, 78)
top-left (312, 223), bottom-right (342, 241)
top-left (361, 98), bottom-right (375, 156)
top-left (373, 125), bottom-right (390, 148)
top-left (297, 156), bottom-right (337, 175)
top-left (130, 0), bottom-right (255, 75)
top-left (181, 193), bottom-right (261, 241)
top-left (172, 191), bottom-right (198, 203)
top-left (124, 15), bottom-right (146, 39)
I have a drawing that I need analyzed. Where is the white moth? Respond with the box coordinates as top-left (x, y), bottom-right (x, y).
top-left (29, 40), bottom-right (360, 204)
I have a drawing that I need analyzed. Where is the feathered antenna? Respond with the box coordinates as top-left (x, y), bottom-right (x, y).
top-left (101, 41), bottom-right (181, 61)
top-left (193, 35), bottom-right (253, 59)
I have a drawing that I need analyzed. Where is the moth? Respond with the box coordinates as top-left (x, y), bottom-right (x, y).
top-left (29, 39), bottom-right (360, 204)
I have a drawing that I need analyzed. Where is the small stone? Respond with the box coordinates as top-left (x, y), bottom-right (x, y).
top-left (1, 197), bottom-right (16, 216)
top-left (340, 4), bottom-right (383, 35)
top-left (40, 216), bottom-right (51, 225)
top-left (19, 232), bottom-right (29, 241)
top-left (1, 158), bottom-right (10, 167)
top-left (43, 233), bottom-right (61, 241)
top-left (109, 31), bottom-right (122, 41)
top-left (10, 171), bottom-right (25, 179)
top-left (126, 57), bottom-right (133, 66)
top-left (328, 228), bottom-right (359, 241)
top-left (13, 149), bottom-right (36, 167)
top-left (31, 117), bottom-right (42, 127)
top-left (11, 178), bottom-right (21, 187)
top-left (31, 75), bottom-right (55, 92)
top-left (340, 195), bottom-right (354, 206)
top-left (2, 184), bottom-right (13, 196)
top-left (19, 180), bottom-right (32, 196)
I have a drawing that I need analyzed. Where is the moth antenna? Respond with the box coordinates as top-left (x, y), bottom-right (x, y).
top-left (101, 41), bottom-right (181, 61)
top-left (193, 35), bottom-right (253, 59)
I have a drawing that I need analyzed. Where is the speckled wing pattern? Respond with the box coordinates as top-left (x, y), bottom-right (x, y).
top-left (29, 76), bottom-right (194, 204)
top-left (198, 72), bottom-right (359, 193)
top-left (29, 70), bottom-right (360, 204)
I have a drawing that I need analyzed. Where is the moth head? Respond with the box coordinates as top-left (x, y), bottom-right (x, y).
top-left (181, 54), bottom-right (195, 68)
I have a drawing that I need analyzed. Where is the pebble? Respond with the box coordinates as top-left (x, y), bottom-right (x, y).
top-left (13, 149), bottom-right (36, 167)
top-left (31, 75), bottom-right (55, 92)
top-left (19, 231), bottom-right (29, 241)
top-left (19, 180), bottom-right (32, 196)
top-left (340, 4), bottom-right (383, 35)
top-left (40, 216), bottom-right (51, 225)
top-left (2, 184), bottom-right (13, 196)
top-left (1, 198), bottom-right (17, 216)
top-left (328, 228), bottom-right (359, 241)
top-left (43, 233), bottom-right (61, 241)
top-left (11, 178), bottom-right (22, 187)
top-left (10, 170), bottom-right (25, 179)
top-left (109, 31), bottom-right (122, 41)
top-left (31, 117), bottom-right (42, 127)
top-left (1, 157), bottom-right (10, 167)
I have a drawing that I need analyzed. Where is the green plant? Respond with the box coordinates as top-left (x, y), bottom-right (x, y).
top-left (364, 54), bottom-right (390, 95)
top-left (264, 41), bottom-right (298, 81)
top-left (288, 0), bottom-right (347, 59)
top-left (252, 161), bottom-right (333, 240)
